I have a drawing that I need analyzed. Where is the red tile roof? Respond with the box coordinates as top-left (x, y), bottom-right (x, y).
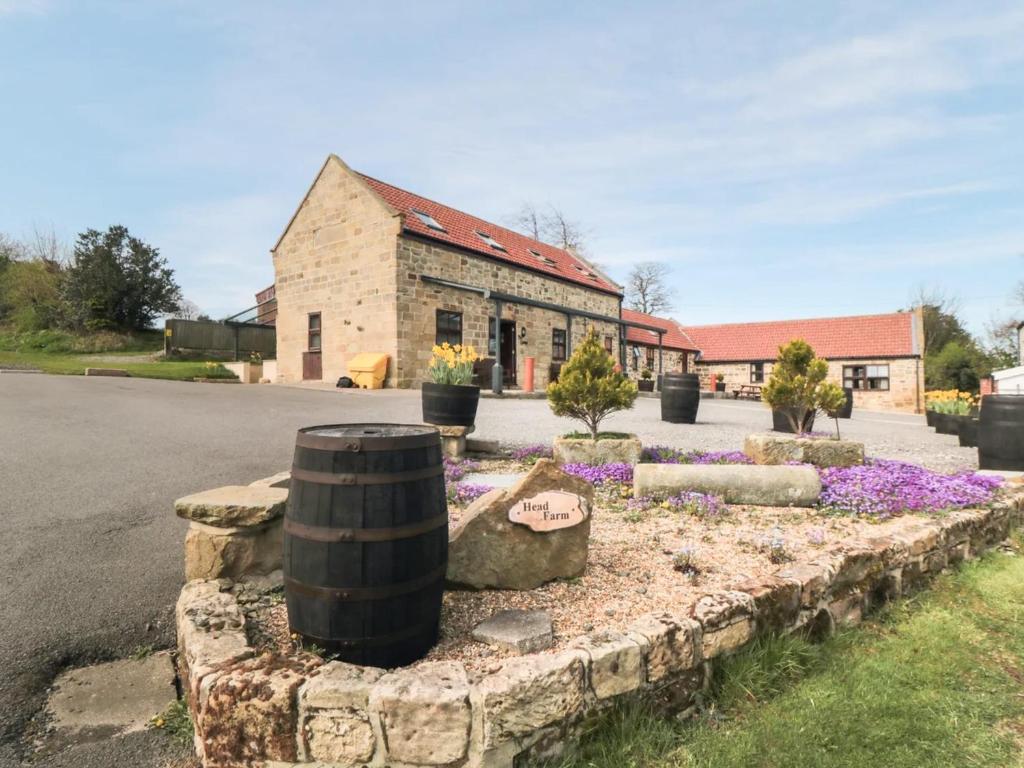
top-left (357, 173), bottom-right (622, 296)
top-left (622, 308), bottom-right (700, 351)
top-left (680, 312), bottom-right (919, 362)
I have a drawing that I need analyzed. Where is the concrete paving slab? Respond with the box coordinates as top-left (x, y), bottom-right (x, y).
top-left (462, 472), bottom-right (525, 488)
top-left (45, 653), bottom-right (176, 737)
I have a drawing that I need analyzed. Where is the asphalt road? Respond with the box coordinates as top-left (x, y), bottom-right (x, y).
top-left (0, 375), bottom-right (973, 767)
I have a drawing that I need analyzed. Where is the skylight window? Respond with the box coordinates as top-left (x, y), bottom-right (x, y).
top-left (412, 209), bottom-right (446, 232)
top-left (475, 231), bottom-right (506, 252)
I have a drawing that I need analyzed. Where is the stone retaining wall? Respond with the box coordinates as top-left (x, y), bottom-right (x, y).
top-left (176, 488), bottom-right (1024, 768)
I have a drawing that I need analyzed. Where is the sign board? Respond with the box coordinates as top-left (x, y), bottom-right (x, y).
top-left (508, 490), bottom-right (588, 532)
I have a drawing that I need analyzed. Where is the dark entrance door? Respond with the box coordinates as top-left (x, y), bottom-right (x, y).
top-left (302, 351), bottom-right (322, 380)
top-left (489, 318), bottom-right (517, 386)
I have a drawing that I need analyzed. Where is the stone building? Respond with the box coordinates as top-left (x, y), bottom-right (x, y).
top-left (680, 311), bottom-right (926, 413)
top-left (621, 308), bottom-right (699, 378)
top-left (271, 155), bottom-right (669, 389)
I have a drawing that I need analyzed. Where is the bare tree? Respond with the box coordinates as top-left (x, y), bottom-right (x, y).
top-left (24, 226), bottom-right (69, 265)
top-left (507, 203), bottom-right (589, 253)
top-left (509, 203), bottom-right (543, 241)
top-left (626, 262), bottom-right (674, 315)
top-left (172, 298), bottom-right (202, 320)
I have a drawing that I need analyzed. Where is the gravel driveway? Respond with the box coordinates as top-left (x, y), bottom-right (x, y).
top-left (0, 375), bottom-right (974, 767)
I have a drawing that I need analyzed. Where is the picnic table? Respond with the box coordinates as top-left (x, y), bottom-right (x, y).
top-left (732, 384), bottom-right (763, 400)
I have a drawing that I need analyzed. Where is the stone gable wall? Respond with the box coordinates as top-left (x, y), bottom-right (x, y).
top-left (272, 158), bottom-right (403, 385)
top-left (395, 236), bottom-right (622, 388)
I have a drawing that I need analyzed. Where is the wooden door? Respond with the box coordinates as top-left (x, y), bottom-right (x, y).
top-left (500, 321), bottom-right (516, 385)
top-left (302, 351), bottom-right (322, 380)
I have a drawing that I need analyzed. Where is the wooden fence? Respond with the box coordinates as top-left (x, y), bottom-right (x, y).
top-left (164, 319), bottom-right (276, 360)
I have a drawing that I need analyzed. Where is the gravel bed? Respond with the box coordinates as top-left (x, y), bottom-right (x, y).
top-left (243, 457), bottom-right (967, 676)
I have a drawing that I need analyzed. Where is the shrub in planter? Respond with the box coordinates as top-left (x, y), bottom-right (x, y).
top-left (422, 343), bottom-right (482, 426)
top-left (762, 339), bottom-right (846, 435)
top-left (638, 368), bottom-right (655, 392)
top-left (548, 329), bottom-right (638, 441)
top-left (714, 373), bottom-right (726, 392)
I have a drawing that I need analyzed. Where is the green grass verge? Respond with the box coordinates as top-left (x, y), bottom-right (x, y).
top-left (546, 541), bottom-right (1024, 768)
top-left (0, 327), bottom-right (164, 353)
top-left (0, 350), bottom-right (237, 381)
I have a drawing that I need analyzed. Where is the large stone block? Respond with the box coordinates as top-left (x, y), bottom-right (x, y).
top-left (625, 613), bottom-right (701, 684)
top-left (744, 433), bottom-right (865, 468)
top-left (691, 591), bottom-right (756, 659)
top-left (447, 460), bottom-right (593, 590)
top-left (298, 662), bottom-right (383, 764)
top-left (571, 630), bottom-right (645, 700)
top-left (633, 464), bottom-right (821, 507)
top-left (197, 655), bottom-right (320, 767)
top-left (175, 485), bottom-right (288, 528)
top-left (184, 518), bottom-right (283, 581)
top-left (776, 561), bottom-right (836, 608)
top-left (174, 581), bottom-right (252, 702)
top-left (472, 651), bottom-right (588, 749)
top-left (735, 576), bottom-right (801, 634)
top-left (371, 661), bottom-right (472, 766)
top-left (249, 471), bottom-right (291, 489)
top-left (552, 435), bottom-right (643, 466)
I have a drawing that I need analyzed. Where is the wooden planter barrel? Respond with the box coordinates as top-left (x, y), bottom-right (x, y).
top-left (661, 373), bottom-right (700, 424)
top-left (978, 395), bottom-right (1024, 471)
top-left (283, 424), bottom-right (448, 668)
top-left (933, 412), bottom-right (959, 436)
top-left (836, 388), bottom-right (854, 419)
top-left (958, 418), bottom-right (979, 448)
top-left (421, 382), bottom-right (480, 427)
top-left (772, 407), bottom-right (815, 433)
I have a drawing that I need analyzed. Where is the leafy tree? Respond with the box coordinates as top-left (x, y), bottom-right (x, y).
top-left (762, 340), bottom-right (846, 434)
top-left (547, 328), bottom-right (638, 439)
top-left (929, 340), bottom-right (981, 392)
top-left (63, 225), bottom-right (181, 330)
top-left (0, 258), bottom-right (64, 330)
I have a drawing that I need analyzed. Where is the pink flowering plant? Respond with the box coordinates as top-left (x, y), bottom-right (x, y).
top-left (642, 446), bottom-right (753, 465)
top-left (511, 444), bottom-right (553, 464)
top-left (628, 491), bottom-right (725, 518)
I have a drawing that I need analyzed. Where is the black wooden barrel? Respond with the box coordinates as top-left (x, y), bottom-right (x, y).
top-left (284, 424), bottom-right (447, 667)
top-left (978, 395), bottom-right (1024, 471)
top-left (836, 388), bottom-right (854, 419)
top-left (421, 382), bottom-right (480, 426)
top-left (661, 373), bottom-right (700, 423)
top-left (958, 417), bottom-right (979, 448)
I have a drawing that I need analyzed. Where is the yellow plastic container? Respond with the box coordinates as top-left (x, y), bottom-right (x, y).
top-left (348, 353), bottom-right (389, 389)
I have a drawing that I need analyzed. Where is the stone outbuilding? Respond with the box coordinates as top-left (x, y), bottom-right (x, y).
top-left (270, 154), bottom-right (668, 390)
top-left (680, 311), bottom-right (926, 412)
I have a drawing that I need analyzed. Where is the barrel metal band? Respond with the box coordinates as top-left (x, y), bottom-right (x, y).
top-left (295, 428), bottom-right (440, 453)
top-left (290, 464), bottom-right (443, 486)
top-left (284, 513), bottom-right (447, 543)
top-left (284, 565), bottom-right (445, 602)
top-left (291, 620), bottom-right (437, 648)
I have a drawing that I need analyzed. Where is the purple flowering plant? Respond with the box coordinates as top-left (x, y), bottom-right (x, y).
top-left (510, 444), bottom-right (553, 464)
top-left (561, 462), bottom-right (634, 486)
top-left (447, 482), bottom-right (493, 505)
top-left (819, 459), bottom-right (1001, 519)
top-left (443, 456), bottom-right (480, 483)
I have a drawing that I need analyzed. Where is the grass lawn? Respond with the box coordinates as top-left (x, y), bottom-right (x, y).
top-left (550, 539), bottom-right (1024, 768)
top-left (0, 348), bottom-right (237, 380)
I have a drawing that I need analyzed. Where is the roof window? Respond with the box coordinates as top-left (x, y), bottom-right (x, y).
top-left (475, 231), bottom-right (506, 252)
top-left (412, 209), bottom-right (446, 232)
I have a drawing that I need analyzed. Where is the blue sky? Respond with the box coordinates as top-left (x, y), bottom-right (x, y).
top-left (1, 1), bottom-right (1022, 335)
